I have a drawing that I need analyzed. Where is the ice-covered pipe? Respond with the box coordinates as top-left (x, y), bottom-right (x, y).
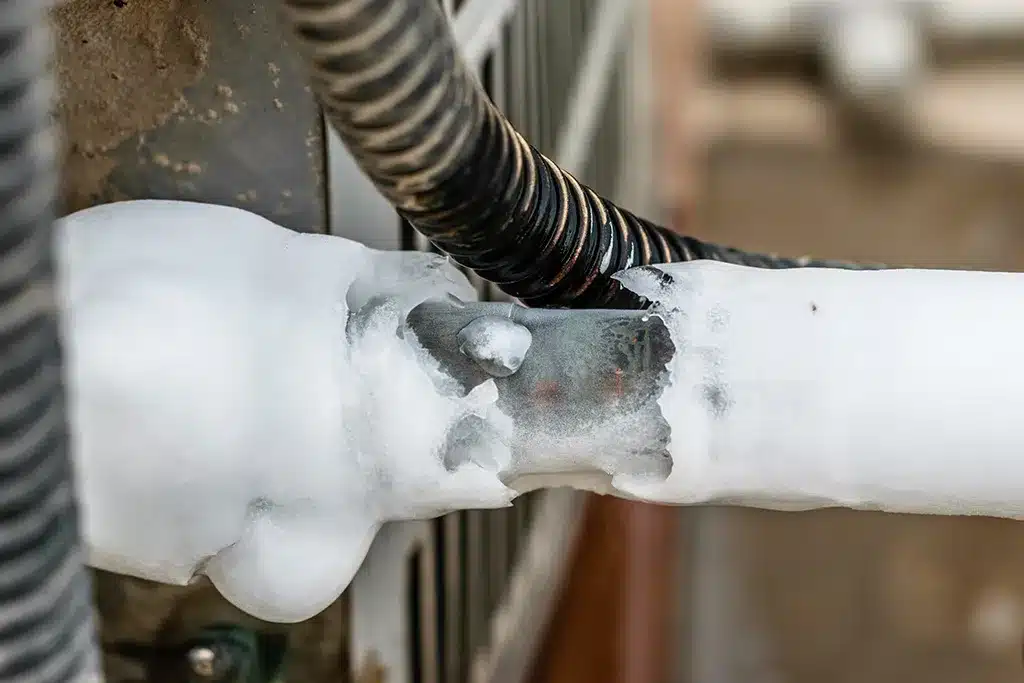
top-left (611, 262), bottom-right (1024, 518)
top-left (59, 200), bottom-right (1024, 625)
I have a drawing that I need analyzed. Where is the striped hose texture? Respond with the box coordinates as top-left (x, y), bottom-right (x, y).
top-left (280, 0), bottom-right (880, 308)
top-left (0, 1), bottom-right (100, 680)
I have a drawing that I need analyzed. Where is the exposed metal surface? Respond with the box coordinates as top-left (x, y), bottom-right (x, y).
top-left (408, 302), bottom-right (671, 395)
top-left (407, 300), bottom-right (673, 478)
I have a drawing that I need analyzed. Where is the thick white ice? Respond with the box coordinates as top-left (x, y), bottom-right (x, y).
top-left (57, 200), bottom-right (514, 624)
top-left (614, 261), bottom-right (1024, 519)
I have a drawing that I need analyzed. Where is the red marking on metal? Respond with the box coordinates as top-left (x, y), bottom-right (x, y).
top-left (535, 380), bottom-right (561, 403)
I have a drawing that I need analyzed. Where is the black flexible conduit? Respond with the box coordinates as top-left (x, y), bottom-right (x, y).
top-left (280, 0), bottom-right (878, 309)
top-left (0, 1), bottom-right (100, 680)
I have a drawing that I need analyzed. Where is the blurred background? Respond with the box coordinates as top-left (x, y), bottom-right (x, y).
top-left (52, 0), bottom-right (1024, 681)
top-left (598, 1), bottom-right (1024, 682)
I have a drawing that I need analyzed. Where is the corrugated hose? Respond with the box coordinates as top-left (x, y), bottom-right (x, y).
top-left (279, 0), bottom-right (880, 309)
top-left (0, 1), bottom-right (100, 680)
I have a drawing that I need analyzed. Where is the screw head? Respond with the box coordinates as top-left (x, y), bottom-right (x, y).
top-left (187, 645), bottom-right (220, 679)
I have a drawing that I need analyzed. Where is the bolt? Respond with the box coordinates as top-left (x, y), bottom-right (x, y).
top-left (187, 646), bottom-right (218, 678)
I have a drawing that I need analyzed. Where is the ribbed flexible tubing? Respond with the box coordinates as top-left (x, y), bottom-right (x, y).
top-left (279, 0), bottom-right (878, 308)
top-left (0, 1), bottom-right (101, 681)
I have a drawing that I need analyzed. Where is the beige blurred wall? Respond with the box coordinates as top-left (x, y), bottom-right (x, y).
top-left (650, 0), bottom-right (704, 223)
top-left (701, 144), bottom-right (1024, 683)
top-left (652, 3), bottom-right (1024, 682)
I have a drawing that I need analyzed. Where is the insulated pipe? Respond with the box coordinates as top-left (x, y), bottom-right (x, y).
top-left (609, 261), bottom-right (1024, 518)
top-left (0, 1), bottom-right (99, 680)
top-left (278, 0), bottom-right (875, 309)
top-left (57, 199), bottom-right (1024, 625)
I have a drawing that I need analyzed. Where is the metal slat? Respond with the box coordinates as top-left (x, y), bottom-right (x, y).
top-left (555, 0), bottom-right (634, 177)
top-left (453, 0), bottom-right (519, 71)
top-left (417, 530), bottom-right (441, 683)
top-left (546, 0), bottom-right (568, 151)
top-left (536, 0), bottom-right (551, 153)
top-left (526, 0), bottom-right (542, 146)
top-left (487, 512), bottom-right (510, 617)
top-left (437, 515), bottom-right (462, 683)
top-left (464, 510), bottom-right (489, 661)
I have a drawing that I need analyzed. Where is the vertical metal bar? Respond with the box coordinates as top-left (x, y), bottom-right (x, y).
top-left (549, 0), bottom-right (568, 145)
top-left (418, 526), bottom-right (441, 683)
top-left (510, 504), bottom-right (525, 574)
top-left (615, 0), bottom-right (659, 215)
top-left (553, 0), bottom-right (634, 177)
top-left (326, 128), bottom-right (403, 246)
top-left (440, 514), bottom-right (463, 683)
top-left (351, 524), bottom-right (423, 683)
top-left (524, 0), bottom-right (540, 142)
top-left (512, 3), bottom-right (529, 135)
top-left (465, 510), bottom-right (488, 661)
top-left (536, 0), bottom-right (551, 153)
top-left (488, 510), bottom-right (510, 616)
top-left (476, 491), bottom-right (587, 683)
top-left (457, 512), bottom-right (471, 683)
top-left (491, 33), bottom-right (508, 122)
top-left (453, 0), bottom-right (520, 71)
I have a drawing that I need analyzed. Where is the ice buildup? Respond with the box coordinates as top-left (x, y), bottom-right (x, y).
top-left (57, 200), bottom-right (514, 623)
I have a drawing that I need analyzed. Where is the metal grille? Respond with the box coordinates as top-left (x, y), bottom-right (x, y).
top-left (328, 1), bottom-right (653, 682)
